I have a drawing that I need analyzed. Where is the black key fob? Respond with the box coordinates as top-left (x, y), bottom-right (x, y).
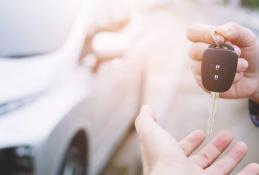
top-left (201, 44), bottom-right (238, 92)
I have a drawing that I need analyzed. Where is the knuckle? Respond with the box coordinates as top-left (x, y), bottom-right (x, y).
top-left (189, 44), bottom-right (200, 59)
top-left (195, 75), bottom-right (202, 81)
top-left (191, 63), bottom-right (200, 75)
top-left (186, 28), bottom-right (193, 40)
top-left (223, 22), bottom-right (241, 41)
top-left (190, 63), bottom-right (196, 72)
top-left (199, 152), bottom-right (211, 167)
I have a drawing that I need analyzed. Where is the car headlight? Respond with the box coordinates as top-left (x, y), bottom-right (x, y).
top-left (0, 146), bottom-right (34, 175)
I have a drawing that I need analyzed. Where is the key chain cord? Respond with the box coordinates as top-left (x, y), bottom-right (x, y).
top-left (206, 30), bottom-right (224, 138)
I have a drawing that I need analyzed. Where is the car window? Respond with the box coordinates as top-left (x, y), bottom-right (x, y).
top-left (0, 0), bottom-right (82, 58)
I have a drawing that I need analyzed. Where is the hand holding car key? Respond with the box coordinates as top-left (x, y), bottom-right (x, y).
top-left (202, 30), bottom-right (238, 137)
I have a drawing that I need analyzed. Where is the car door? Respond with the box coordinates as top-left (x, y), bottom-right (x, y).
top-left (79, 31), bottom-right (144, 174)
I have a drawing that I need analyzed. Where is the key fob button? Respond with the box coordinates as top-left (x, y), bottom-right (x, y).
top-left (210, 63), bottom-right (224, 73)
top-left (201, 44), bottom-right (238, 92)
top-left (213, 74), bottom-right (219, 80)
top-left (215, 64), bottom-right (220, 70)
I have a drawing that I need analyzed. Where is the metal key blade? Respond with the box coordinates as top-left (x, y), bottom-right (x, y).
top-left (207, 92), bottom-right (219, 138)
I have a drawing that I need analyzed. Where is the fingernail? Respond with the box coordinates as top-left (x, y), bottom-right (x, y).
top-left (233, 46), bottom-right (241, 56)
top-left (241, 59), bottom-right (248, 69)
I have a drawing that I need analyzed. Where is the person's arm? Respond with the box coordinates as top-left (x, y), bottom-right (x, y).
top-left (249, 100), bottom-right (259, 126)
top-left (135, 106), bottom-right (259, 175)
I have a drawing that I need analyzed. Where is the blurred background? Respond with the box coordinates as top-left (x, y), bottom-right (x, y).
top-left (0, 0), bottom-right (258, 175)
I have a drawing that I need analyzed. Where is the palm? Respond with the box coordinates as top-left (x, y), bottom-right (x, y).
top-left (221, 75), bottom-right (258, 99)
top-left (151, 130), bottom-right (246, 175)
top-left (221, 43), bottom-right (259, 99)
top-left (135, 106), bottom-right (257, 175)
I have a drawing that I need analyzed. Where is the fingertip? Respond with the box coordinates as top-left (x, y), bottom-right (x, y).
top-left (193, 129), bottom-right (206, 137)
top-left (238, 163), bottom-right (259, 175)
top-left (233, 45), bottom-right (242, 57)
top-left (186, 27), bottom-right (192, 40)
top-left (135, 105), bottom-right (158, 133)
top-left (242, 59), bottom-right (249, 69)
top-left (235, 141), bottom-right (248, 153)
top-left (140, 105), bottom-right (157, 121)
top-left (186, 24), bottom-right (208, 42)
top-left (192, 129), bottom-right (206, 141)
top-left (212, 130), bottom-right (233, 150)
top-left (229, 141), bottom-right (248, 161)
top-left (218, 129), bottom-right (233, 141)
top-left (135, 106), bottom-right (148, 131)
top-left (140, 105), bottom-right (152, 114)
top-left (217, 22), bottom-right (256, 47)
top-left (186, 25), bottom-right (196, 41)
top-left (247, 163), bottom-right (259, 172)
top-left (216, 22), bottom-right (240, 41)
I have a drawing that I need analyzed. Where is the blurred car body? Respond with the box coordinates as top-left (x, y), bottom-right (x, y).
top-left (0, 0), bottom-right (144, 175)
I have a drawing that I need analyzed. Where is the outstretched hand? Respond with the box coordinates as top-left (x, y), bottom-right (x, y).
top-left (135, 106), bottom-right (259, 175)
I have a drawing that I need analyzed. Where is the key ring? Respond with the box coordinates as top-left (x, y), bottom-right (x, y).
top-left (211, 29), bottom-right (225, 46)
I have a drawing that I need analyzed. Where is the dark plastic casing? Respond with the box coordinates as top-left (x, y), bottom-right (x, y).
top-left (201, 44), bottom-right (238, 92)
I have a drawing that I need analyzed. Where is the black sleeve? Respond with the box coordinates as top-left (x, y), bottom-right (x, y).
top-left (249, 100), bottom-right (259, 127)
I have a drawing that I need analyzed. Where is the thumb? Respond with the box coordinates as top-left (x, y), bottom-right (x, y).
top-left (135, 106), bottom-right (180, 152)
top-left (216, 22), bottom-right (257, 47)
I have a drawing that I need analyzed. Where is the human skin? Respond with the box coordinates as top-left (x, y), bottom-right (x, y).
top-left (135, 106), bottom-right (259, 175)
top-left (187, 22), bottom-right (259, 103)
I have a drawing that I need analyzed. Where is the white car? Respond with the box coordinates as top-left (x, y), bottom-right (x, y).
top-left (0, 0), bottom-right (144, 175)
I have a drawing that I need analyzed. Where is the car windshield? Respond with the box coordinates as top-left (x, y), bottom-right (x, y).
top-left (0, 0), bottom-right (81, 58)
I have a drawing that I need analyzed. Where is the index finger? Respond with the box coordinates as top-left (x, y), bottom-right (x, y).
top-left (135, 106), bottom-right (174, 145)
top-left (187, 24), bottom-right (218, 44)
